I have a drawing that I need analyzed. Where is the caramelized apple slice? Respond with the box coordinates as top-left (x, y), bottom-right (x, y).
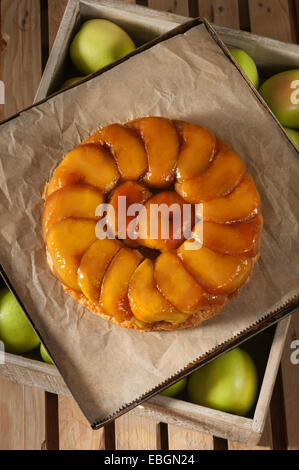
top-left (46, 219), bottom-right (97, 291)
top-left (196, 216), bottom-right (263, 257)
top-left (138, 191), bottom-right (192, 251)
top-left (107, 181), bottom-right (152, 246)
top-left (178, 241), bottom-right (252, 295)
top-left (174, 121), bottom-right (216, 182)
top-left (47, 144), bottom-right (119, 197)
top-left (175, 139), bottom-right (246, 203)
top-left (84, 124), bottom-right (148, 180)
top-left (129, 259), bottom-right (189, 324)
top-left (100, 248), bottom-right (143, 321)
top-left (78, 239), bottom-right (122, 302)
top-left (203, 173), bottom-right (261, 223)
top-left (155, 251), bottom-right (208, 313)
top-left (43, 184), bottom-right (103, 239)
top-left (128, 117), bottom-right (179, 188)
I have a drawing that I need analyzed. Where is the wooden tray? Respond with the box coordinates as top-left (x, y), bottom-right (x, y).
top-left (1, 0), bottom-right (297, 445)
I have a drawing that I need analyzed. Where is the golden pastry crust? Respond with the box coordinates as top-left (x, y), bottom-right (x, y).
top-left (43, 117), bottom-right (262, 331)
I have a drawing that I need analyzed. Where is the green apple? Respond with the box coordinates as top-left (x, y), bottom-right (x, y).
top-left (70, 19), bottom-right (136, 75)
top-left (0, 288), bottom-right (40, 354)
top-left (40, 343), bottom-right (54, 365)
top-left (160, 377), bottom-right (187, 398)
top-left (230, 49), bottom-right (259, 89)
top-left (60, 76), bottom-right (84, 90)
top-left (187, 348), bottom-right (258, 416)
top-left (284, 127), bottom-right (299, 149)
top-left (260, 70), bottom-right (299, 129)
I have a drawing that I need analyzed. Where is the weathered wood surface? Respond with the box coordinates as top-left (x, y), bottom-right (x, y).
top-left (115, 413), bottom-right (159, 450)
top-left (0, 379), bottom-right (45, 450)
top-left (0, 0), bottom-right (42, 117)
top-left (0, 0), bottom-right (298, 450)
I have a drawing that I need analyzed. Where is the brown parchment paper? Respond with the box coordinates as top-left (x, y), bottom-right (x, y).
top-left (0, 21), bottom-right (299, 427)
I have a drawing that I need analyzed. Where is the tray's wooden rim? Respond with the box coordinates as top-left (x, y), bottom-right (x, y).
top-left (0, 15), bottom-right (298, 431)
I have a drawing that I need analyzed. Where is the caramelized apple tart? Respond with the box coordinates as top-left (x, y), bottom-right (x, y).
top-left (43, 117), bottom-right (262, 331)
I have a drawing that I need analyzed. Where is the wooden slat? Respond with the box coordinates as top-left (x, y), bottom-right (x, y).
top-left (58, 395), bottom-right (105, 450)
top-left (115, 413), bottom-right (159, 450)
top-left (0, 379), bottom-right (24, 449)
top-left (168, 425), bottom-right (214, 450)
top-left (197, 0), bottom-right (240, 29)
top-left (48, 0), bottom-right (68, 52)
top-left (0, 0), bottom-right (42, 117)
top-left (269, 366), bottom-right (288, 450)
top-left (148, 0), bottom-right (190, 16)
top-left (24, 386), bottom-right (45, 450)
top-left (0, 5), bottom-right (6, 118)
top-left (45, 392), bottom-right (59, 450)
top-left (0, 0), bottom-right (44, 450)
top-left (248, 0), bottom-right (295, 43)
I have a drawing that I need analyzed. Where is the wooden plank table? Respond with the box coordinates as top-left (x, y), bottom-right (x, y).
top-left (0, 0), bottom-right (298, 450)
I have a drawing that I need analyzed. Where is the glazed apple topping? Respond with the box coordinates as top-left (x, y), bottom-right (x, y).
top-left (84, 124), bottom-right (148, 181)
top-left (203, 173), bottom-right (261, 224)
top-left (46, 219), bottom-right (98, 291)
top-left (154, 251), bottom-right (210, 314)
top-left (78, 239), bottom-right (122, 303)
top-left (43, 184), bottom-right (104, 239)
top-left (44, 117), bottom-right (262, 327)
top-left (178, 241), bottom-right (253, 295)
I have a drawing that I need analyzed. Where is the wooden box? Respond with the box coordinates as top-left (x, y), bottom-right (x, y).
top-left (1, 0), bottom-right (298, 445)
